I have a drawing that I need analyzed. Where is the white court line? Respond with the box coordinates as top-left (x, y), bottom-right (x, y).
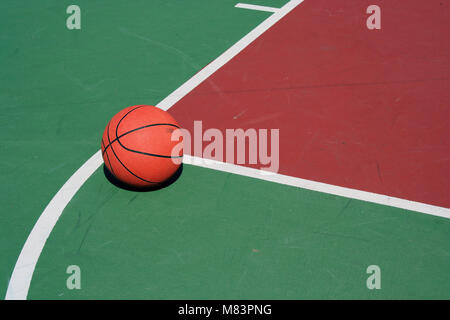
top-left (157, 0), bottom-right (301, 109)
top-left (235, 3), bottom-right (280, 13)
top-left (184, 155), bottom-right (450, 220)
top-left (5, 0), bottom-right (305, 300)
top-left (4, 151), bottom-right (103, 300)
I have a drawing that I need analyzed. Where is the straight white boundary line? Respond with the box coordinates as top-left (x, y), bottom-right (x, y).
top-left (235, 3), bottom-right (280, 13)
top-left (5, 0), bottom-right (305, 300)
top-left (156, 0), bottom-right (302, 110)
top-left (184, 155), bottom-right (450, 219)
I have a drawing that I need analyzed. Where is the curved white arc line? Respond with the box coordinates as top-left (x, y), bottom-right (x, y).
top-left (5, 151), bottom-right (103, 300)
top-left (7, 151), bottom-right (450, 300)
top-left (5, 0), bottom-right (305, 300)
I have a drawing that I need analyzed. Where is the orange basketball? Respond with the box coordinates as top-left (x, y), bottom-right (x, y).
top-left (101, 105), bottom-right (183, 188)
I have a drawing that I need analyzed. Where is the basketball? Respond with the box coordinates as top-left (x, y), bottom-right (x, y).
top-left (101, 105), bottom-right (183, 188)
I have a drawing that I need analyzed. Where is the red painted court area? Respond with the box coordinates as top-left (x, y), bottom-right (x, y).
top-left (171, 0), bottom-right (450, 208)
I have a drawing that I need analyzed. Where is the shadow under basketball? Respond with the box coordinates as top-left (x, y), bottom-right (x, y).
top-left (103, 163), bottom-right (183, 192)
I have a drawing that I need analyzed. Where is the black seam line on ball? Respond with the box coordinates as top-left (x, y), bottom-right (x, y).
top-left (102, 123), bottom-right (180, 156)
top-left (102, 105), bottom-right (145, 153)
top-left (101, 139), bottom-right (115, 175)
top-left (114, 106), bottom-right (183, 159)
top-left (106, 120), bottom-right (157, 184)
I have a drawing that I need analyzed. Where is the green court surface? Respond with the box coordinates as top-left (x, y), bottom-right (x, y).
top-left (29, 165), bottom-right (450, 299)
top-left (1, 0), bottom-right (449, 299)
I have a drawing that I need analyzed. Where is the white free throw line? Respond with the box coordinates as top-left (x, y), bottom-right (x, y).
top-left (235, 3), bottom-right (280, 13)
top-left (184, 155), bottom-right (450, 220)
top-left (5, 0), bottom-right (305, 300)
